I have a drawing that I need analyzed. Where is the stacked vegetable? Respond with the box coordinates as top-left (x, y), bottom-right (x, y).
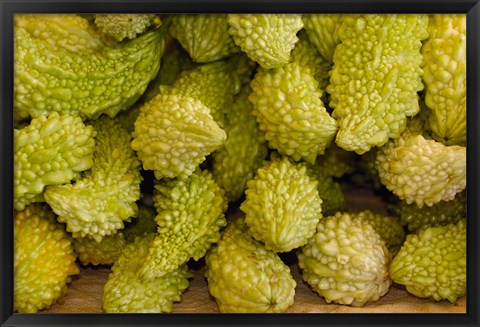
top-left (13, 13), bottom-right (467, 313)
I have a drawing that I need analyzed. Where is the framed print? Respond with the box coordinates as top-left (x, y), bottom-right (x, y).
top-left (1, 1), bottom-right (479, 326)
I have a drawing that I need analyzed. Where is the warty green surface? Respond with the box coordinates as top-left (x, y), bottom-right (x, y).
top-left (327, 14), bottom-right (428, 154)
top-left (44, 116), bottom-right (143, 242)
top-left (290, 30), bottom-right (332, 94)
top-left (205, 218), bottom-right (296, 313)
top-left (249, 61), bottom-right (338, 163)
top-left (422, 14), bottom-right (466, 146)
top-left (305, 161), bottom-right (347, 217)
top-left (159, 58), bottom-right (241, 128)
top-left (227, 14), bottom-right (303, 69)
top-left (138, 38), bottom-right (194, 103)
top-left (240, 157), bottom-right (323, 252)
top-left (375, 118), bottom-right (466, 207)
top-left (94, 14), bottom-right (156, 41)
top-left (138, 169), bottom-right (227, 280)
top-left (389, 191), bottom-right (466, 233)
top-left (302, 14), bottom-right (344, 63)
top-left (73, 232), bottom-right (127, 266)
top-left (14, 204), bottom-right (79, 313)
top-left (131, 94), bottom-right (226, 179)
top-left (352, 210), bottom-right (406, 257)
top-left (297, 212), bottom-right (392, 307)
top-left (212, 85), bottom-right (269, 203)
top-left (390, 219), bottom-right (466, 303)
top-left (14, 14), bottom-right (166, 120)
top-left (170, 14), bottom-right (240, 63)
top-left (102, 234), bottom-right (192, 313)
top-left (14, 112), bottom-right (95, 211)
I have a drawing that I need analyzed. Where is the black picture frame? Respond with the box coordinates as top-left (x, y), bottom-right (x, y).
top-left (1, 1), bottom-right (479, 326)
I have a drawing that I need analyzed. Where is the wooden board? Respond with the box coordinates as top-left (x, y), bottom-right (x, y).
top-left (42, 187), bottom-right (467, 314)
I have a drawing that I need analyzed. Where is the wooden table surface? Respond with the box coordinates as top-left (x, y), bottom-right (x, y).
top-left (43, 186), bottom-right (467, 314)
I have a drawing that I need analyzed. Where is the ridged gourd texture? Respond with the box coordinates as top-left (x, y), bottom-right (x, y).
top-left (11, 12), bottom-right (469, 313)
top-left (390, 219), bottom-right (466, 303)
top-left (249, 61), bottom-right (338, 163)
top-left (170, 14), bottom-right (240, 63)
top-left (73, 232), bottom-right (127, 266)
top-left (138, 169), bottom-right (227, 280)
top-left (422, 14), bottom-right (466, 146)
top-left (102, 234), bottom-right (192, 313)
top-left (297, 212), bottom-right (392, 307)
top-left (302, 14), bottom-right (344, 63)
top-left (212, 85), bottom-right (269, 203)
top-left (44, 116), bottom-right (143, 242)
top-left (94, 14), bottom-right (156, 41)
top-left (227, 14), bottom-right (303, 69)
top-left (14, 14), bottom-right (166, 120)
top-left (389, 191), bottom-right (466, 233)
top-left (14, 112), bottom-right (96, 211)
top-left (327, 14), bottom-right (429, 154)
top-left (240, 157), bottom-right (323, 252)
top-left (131, 94), bottom-right (226, 180)
top-left (14, 204), bottom-right (79, 313)
top-left (290, 30), bottom-right (332, 93)
top-left (375, 118), bottom-right (466, 207)
top-left (305, 161), bottom-right (347, 217)
top-left (159, 58), bottom-right (241, 128)
top-left (352, 210), bottom-right (406, 257)
top-left (205, 218), bottom-right (296, 313)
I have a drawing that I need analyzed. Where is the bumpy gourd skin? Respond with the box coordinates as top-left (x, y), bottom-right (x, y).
top-left (141, 38), bottom-right (194, 102)
top-left (227, 14), bottom-right (303, 69)
top-left (212, 85), bottom-right (269, 203)
top-left (297, 212), bottom-right (391, 307)
top-left (157, 40), bottom-right (193, 85)
top-left (159, 58), bottom-right (241, 127)
top-left (205, 218), bottom-right (296, 313)
top-left (327, 14), bottom-right (428, 154)
top-left (291, 30), bottom-right (332, 93)
top-left (422, 14), bottom-right (466, 146)
top-left (302, 14), bottom-right (345, 63)
top-left (170, 14), bottom-right (240, 62)
top-left (305, 161), bottom-right (346, 217)
top-left (390, 219), bottom-right (466, 303)
top-left (131, 94), bottom-right (226, 180)
top-left (353, 210), bottom-right (406, 257)
top-left (240, 157), bottom-right (323, 252)
top-left (102, 234), bottom-right (192, 313)
top-left (94, 14), bottom-right (156, 41)
top-left (389, 191), bottom-right (466, 233)
top-left (44, 116), bottom-right (143, 242)
top-left (138, 169), bottom-right (228, 280)
top-left (73, 232), bottom-right (127, 266)
top-left (14, 204), bottom-right (79, 313)
top-left (375, 118), bottom-right (466, 207)
top-left (249, 61), bottom-right (338, 163)
top-left (14, 14), bottom-right (166, 121)
top-left (14, 112), bottom-right (95, 211)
